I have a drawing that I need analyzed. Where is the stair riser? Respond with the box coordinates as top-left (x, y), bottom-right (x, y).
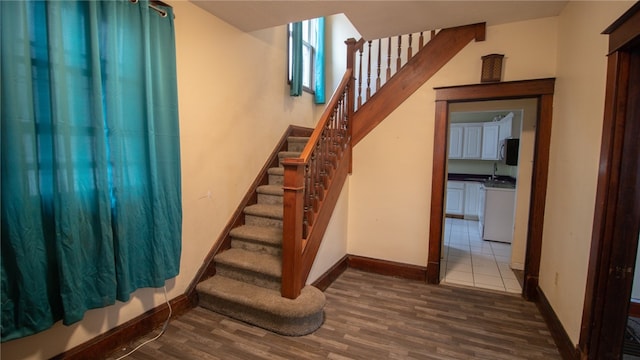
top-left (269, 174), bottom-right (283, 185)
top-left (257, 193), bottom-right (283, 205)
top-left (198, 292), bottom-right (324, 336)
top-left (288, 141), bottom-right (307, 153)
top-left (231, 239), bottom-right (281, 257)
top-left (216, 265), bottom-right (281, 291)
top-left (245, 215), bottom-right (283, 229)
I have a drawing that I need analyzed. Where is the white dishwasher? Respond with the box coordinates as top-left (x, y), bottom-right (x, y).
top-left (482, 187), bottom-right (516, 243)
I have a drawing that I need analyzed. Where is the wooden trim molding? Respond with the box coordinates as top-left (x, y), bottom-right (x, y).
top-left (629, 301), bottom-right (640, 318)
top-left (347, 255), bottom-right (427, 281)
top-left (434, 78), bottom-right (555, 102)
top-left (52, 293), bottom-right (196, 360)
top-left (603, 1), bottom-right (640, 54)
top-left (427, 78), bottom-right (555, 298)
top-left (312, 255), bottom-right (349, 291)
top-left (536, 286), bottom-right (580, 360)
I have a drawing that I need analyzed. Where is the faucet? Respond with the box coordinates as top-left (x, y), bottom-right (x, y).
top-left (491, 162), bottom-right (497, 180)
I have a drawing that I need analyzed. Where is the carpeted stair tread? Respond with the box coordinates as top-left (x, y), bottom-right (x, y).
top-left (196, 276), bottom-right (325, 336)
top-left (215, 248), bottom-right (281, 278)
top-left (244, 203), bottom-right (283, 219)
top-left (230, 225), bottom-right (282, 246)
top-left (257, 184), bottom-right (283, 196)
top-left (278, 151), bottom-right (302, 163)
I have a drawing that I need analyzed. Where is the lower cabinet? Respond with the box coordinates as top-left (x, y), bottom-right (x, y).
top-left (445, 181), bottom-right (465, 216)
top-left (446, 180), bottom-right (482, 219)
top-left (464, 182), bottom-right (481, 220)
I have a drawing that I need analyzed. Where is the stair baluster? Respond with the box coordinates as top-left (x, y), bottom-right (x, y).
top-left (349, 28), bottom-right (441, 112)
top-left (386, 37), bottom-right (392, 82)
top-left (376, 39), bottom-right (381, 91)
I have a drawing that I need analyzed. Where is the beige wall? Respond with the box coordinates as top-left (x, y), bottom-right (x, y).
top-left (538, 0), bottom-right (634, 345)
top-left (347, 16), bottom-right (558, 266)
top-left (307, 178), bottom-right (350, 284)
top-left (1, 2), bottom-right (323, 359)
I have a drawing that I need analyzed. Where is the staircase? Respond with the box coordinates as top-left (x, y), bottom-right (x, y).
top-left (193, 22), bottom-right (486, 337)
top-left (196, 136), bottom-right (326, 336)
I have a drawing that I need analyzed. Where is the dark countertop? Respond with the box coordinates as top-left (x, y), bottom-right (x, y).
top-left (447, 173), bottom-right (516, 188)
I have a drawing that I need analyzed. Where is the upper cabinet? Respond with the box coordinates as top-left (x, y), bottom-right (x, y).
top-left (463, 124), bottom-right (483, 159)
top-left (481, 113), bottom-right (514, 160)
top-left (481, 123), bottom-right (500, 160)
top-left (449, 123), bottom-right (483, 159)
top-left (449, 124), bottom-right (464, 159)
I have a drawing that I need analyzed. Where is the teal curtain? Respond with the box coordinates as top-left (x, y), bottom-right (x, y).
top-left (1, 0), bottom-right (182, 342)
top-left (289, 21), bottom-right (303, 97)
top-left (314, 17), bottom-right (325, 104)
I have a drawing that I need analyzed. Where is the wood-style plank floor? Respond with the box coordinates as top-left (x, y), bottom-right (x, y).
top-left (107, 269), bottom-right (561, 360)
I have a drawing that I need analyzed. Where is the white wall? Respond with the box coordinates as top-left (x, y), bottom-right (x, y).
top-left (347, 17), bottom-right (558, 266)
top-left (538, 0), bottom-right (635, 345)
top-left (1, 2), bottom-right (322, 359)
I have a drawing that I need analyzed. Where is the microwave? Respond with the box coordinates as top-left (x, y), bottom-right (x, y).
top-left (500, 138), bottom-right (519, 166)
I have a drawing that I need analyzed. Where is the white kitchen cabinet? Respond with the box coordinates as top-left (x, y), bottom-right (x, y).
top-left (448, 124), bottom-right (463, 159)
top-left (462, 124), bottom-right (483, 159)
top-left (480, 114), bottom-right (514, 161)
top-left (445, 181), bottom-right (465, 216)
top-left (499, 113), bottom-right (513, 140)
top-left (464, 182), bottom-right (481, 219)
top-left (481, 123), bottom-right (500, 160)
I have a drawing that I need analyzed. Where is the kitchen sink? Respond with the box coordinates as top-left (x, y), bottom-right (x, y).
top-left (484, 179), bottom-right (516, 189)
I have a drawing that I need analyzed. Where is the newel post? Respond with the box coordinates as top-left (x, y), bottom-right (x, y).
top-left (345, 38), bottom-right (356, 173)
top-left (281, 158), bottom-right (305, 299)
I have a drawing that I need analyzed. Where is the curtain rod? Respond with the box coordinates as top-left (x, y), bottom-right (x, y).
top-left (130, 0), bottom-right (173, 18)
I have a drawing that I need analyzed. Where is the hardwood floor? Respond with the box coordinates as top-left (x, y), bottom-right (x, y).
top-left (107, 269), bottom-right (561, 360)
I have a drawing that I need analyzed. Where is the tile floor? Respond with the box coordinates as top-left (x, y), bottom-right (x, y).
top-left (441, 217), bottom-right (522, 294)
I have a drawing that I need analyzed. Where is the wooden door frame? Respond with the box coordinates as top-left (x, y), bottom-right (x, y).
top-left (578, 3), bottom-right (640, 359)
top-left (427, 78), bottom-right (556, 301)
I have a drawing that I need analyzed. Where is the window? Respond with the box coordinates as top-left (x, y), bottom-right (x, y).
top-left (288, 18), bottom-right (318, 93)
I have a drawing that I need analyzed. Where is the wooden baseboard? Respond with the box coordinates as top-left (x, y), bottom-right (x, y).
top-left (51, 292), bottom-right (196, 360)
top-left (347, 255), bottom-right (427, 281)
top-left (630, 301), bottom-right (640, 318)
top-left (312, 255), bottom-right (349, 291)
top-left (535, 285), bottom-right (579, 360)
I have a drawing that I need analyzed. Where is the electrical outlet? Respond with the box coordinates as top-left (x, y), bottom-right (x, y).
top-left (554, 272), bottom-right (559, 286)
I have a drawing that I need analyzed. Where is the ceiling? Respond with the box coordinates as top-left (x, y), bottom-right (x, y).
top-left (190, 0), bottom-right (568, 40)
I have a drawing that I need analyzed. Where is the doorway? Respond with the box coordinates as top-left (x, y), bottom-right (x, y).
top-left (441, 100), bottom-right (536, 294)
top-left (426, 78), bottom-right (555, 301)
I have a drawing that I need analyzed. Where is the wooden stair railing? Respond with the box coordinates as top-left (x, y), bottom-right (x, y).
top-left (348, 29), bottom-right (438, 111)
top-left (350, 23), bottom-right (486, 145)
top-left (281, 70), bottom-right (353, 299)
top-left (280, 22), bottom-right (486, 299)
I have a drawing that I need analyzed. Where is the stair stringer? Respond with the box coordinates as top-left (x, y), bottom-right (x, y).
top-left (351, 22), bottom-right (486, 145)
